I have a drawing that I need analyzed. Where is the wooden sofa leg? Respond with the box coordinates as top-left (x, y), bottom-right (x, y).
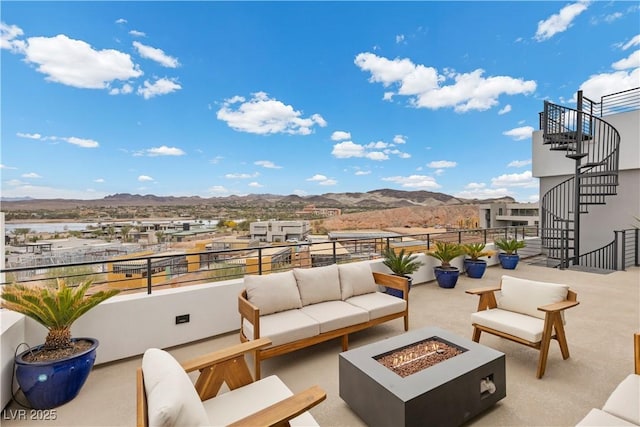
top-left (537, 316), bottom-right (556, 379)
top-left (404, 315), bottom-right (409, 331)
top-left (254, 353), bottom-right (261, 380)
top-left (342, 335), bottom-right (349, 351)
top-left (472, 327), bottom-right (481, 343)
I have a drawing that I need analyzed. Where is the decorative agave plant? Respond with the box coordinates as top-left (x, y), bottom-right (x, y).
top-left (426, 241), bottom-right (464, 268)
top-left (494, 238), bottom-right (526, 255)
top-left (382, 247), bottom-right (424, 276)
top-left (1, 278), bottom-right (120, 352)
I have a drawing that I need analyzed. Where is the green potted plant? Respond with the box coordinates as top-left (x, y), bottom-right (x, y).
top-left (462, 243), bottom-right (495, 279)
top-left (426, 241), bottom-right (465, 288)
top-left (495, 238), bottom-right (526, 269)
top-left (0, 278), bottom-right (120, 409)
top-left (381, 246), bottom-right (424, 298)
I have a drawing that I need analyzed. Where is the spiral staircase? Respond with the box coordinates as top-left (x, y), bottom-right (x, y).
top-left (540, 91), bottom-right (620, 269)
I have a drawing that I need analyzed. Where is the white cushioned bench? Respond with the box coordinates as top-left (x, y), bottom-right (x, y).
top-left (466, 275), bottom-right (579, 378)
top-left (238, 262), bottom-right (409, 378)
top-left (576, 333), bottom-right (640, 426)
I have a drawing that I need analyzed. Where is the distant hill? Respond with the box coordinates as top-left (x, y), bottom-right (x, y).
top-left (0, 189), bottom-right (514, 210)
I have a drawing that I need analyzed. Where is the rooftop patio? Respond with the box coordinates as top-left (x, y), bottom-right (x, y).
top-left (2, 260), bottom-right (639, 426)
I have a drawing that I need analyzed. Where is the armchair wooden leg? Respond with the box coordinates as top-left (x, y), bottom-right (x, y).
top-left (537, 315), bottom-right (556, 379)
top-left (552, 314), bottom-right (570, 360)
top-left (254, 354), bottom-right (261, 380)
top-left (472, 327), bottom-right (482, 343)
top-left (341, 334), bottom-right (349, 351)
top-left (404, 315), bottom-right (409, 331)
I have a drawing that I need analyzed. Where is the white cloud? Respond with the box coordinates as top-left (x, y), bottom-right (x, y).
top-left (248, 182), bottom-right (263, 188)
top-left (20, 34), bottom-right (143, 89)
top-left (396, 34), bottom-right (405, 44)
top-left (144, 146), bottom-right (185, 156)
top-left (393, 135), bottom-right (407, 144)
top-left (331, 131), bottom-right (351, 141)
top-left (580, 68), bottom-right (640, 101)
top-left (94, 178), bottom-right (105, 183)
top-left (612, 50), bottom-right (640, 70)
top-left (332, 141), bottom-right (365, 158)
top-left (137, 77), bottom-right (181, 99)
top-left (382, 175), bottom-right (441, 189)
top-left (503, 126), bottom-right (534, 141)
top-left (366, 141), bottom-right (389, 149)
top-left (64, 137), bottom-right (99, 148)
top-left (129, 30), bottom-right (146, 37)
top-left (225, 173), bottom-right (258, 179)
top-left (21, 172), bottom-right (41, 178)
top-left (491, 170), bottom-right (538, 188)
top-left (318, 179), bottom-right (337, 186)
top-left (115, 18), bottom-right (127, 24)
top-left (109, 83), bottom-right (134, 95)
top-left (1, 23), bottom-right (25, 52)
top-left (209, 185), bottom-right (229, 194)
top-left (133, 41), bottom-right (179, 68)
top-left (355, 52), bottom-right (536, 112)
top-left (217, 92), bottom-right (326, 135)
top-left (622, 35), bottom-right (640, 50)
top-left (0, 182), bottom-right (108, 200)
top-left (498, 104), bottom-right (512, 115)
top-left (366, 151), bottom-right (389, 161)
top-left (508, 159), bottom-right (532, 167)
top-left (0, 164), bottom-right (17, 170)
top-left (455, 187), bottom-right (512, 199)
top-left (210, 156), bottom-right (223, 164)
top-left (465, 182), bottom-right (486, 190)
top-left (332, 140), bottom-right (403, 161)
top-left (427, 160), bottom-right (456, 168)
top-left (355, 170), bottom-right (371, 176)
top-left (307, 174), bottom-right (328, 182)
top-left (255, 160), bottom-right (282, 169)
top-left (17, 132), bottom-right (42, 140)
top-left (138, 175), bottom-right (154, 182)
top-left (535, 1), bottom-right (589, 41)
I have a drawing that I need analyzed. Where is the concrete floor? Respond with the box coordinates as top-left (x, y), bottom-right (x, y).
top-left (2, 261), bottom-right (639, 426)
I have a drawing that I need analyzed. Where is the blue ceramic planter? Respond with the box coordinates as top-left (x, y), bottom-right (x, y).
top-left (434, 267), bottom-right (460, 288)
top-left (15, 338), bottom-right (98, 409)
top-left (464, 259), bottom-right (487, 278)
top-left (385, 276), bottom-right (412, 298)
top-left (498, 253), bottom-right (520, 270)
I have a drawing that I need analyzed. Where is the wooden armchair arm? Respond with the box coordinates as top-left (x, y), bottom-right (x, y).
top-left (181, 338), bottom-right (272, 373)
top-left (465, 285), bottom-right (502, 296)
top-left (373, 272), bottom-right (409, 300)
top-left (538, 299), bottom-right (580, 313)
top-left (228, 385), bottom-right (327, 427)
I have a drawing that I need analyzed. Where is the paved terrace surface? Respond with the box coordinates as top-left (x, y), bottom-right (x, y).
top-left (3, 261), bottom-right (639, 426)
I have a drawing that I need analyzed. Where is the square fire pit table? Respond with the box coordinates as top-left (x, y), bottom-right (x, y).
top-left (339, 326), bottom-right (505, 427)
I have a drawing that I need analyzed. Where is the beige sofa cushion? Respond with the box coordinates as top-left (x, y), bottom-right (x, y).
top-left (204, 375), bottom-right (319, 426)
top-left (338, 262), bottom-right (378, 300)
top-left (602, 374), bottom-right (640, 425)
top-left (498, 275), bottom-right (569, 320)
top-left (300, 301), bottom-right (369, 333)
top-left (346, 292), bottom-right (407, 320)
top-left (242, 309), bottom-right (319, 347)
top-left (244, 270), bottom-right (302, 315)
top-left (294, 264), bottom-right (342, 306)
top-left (142, 348), bottom-right (209, 427)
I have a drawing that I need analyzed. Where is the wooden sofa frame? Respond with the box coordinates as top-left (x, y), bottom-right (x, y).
top-left (466, 279), bottom-right (579, 379)
top-left (238, 271), bottom-right (409, 379)
top-left (136, 338), bottom-right (326, 427)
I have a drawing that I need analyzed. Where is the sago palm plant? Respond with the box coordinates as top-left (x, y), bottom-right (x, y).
top-left (1, 278), bottom-right (120, 351)
top-left (382, 247), bottom-right (424, 276)
top-left (494, 238), bottom-right (526, 255)
top-left (426, 241), bottom-right (464, 268)
top-left (462, 242), bottom-right (495, 260)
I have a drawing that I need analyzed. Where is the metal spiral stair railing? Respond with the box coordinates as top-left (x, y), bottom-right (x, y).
top-left (541, 94), bottom-right (620, 269)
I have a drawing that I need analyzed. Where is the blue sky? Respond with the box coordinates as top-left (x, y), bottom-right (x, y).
top-left (1, 1), bottom-right (638, 202)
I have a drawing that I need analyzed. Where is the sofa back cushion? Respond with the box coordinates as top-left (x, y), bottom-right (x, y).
top-left (244, 270), bottom-right (302, 315)
top-left (497, 275), bottom-right (569, 320)
top-left (338, 262), bottom-right (378, 300)
top-left (294, 264), bottom-right (342, 306)
top-left (142, 348), bottom-right (209, 427)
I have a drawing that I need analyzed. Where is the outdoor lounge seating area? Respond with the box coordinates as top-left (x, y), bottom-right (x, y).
top-left (1, 261), bottom-right (638, 426)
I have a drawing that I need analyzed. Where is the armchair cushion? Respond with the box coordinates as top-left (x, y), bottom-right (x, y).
top-left (142, 348), bottom-right (209, 427)
top-left (576, 408), bottom-right (637, 426)
top-left (338, 262), bottom-right (378, 299)
top-left (498, 275), bottom-right (569, 320)
top-left (203, 375), bottom-right (319, 426)
top-left (602, 374), bottom-right (640, 425)
top-left (471, 308), bottom-right (545, 343)
top-left (294, 264), bottom-right (341, 306)
top-left (244, 270), bottom-right (302, 315)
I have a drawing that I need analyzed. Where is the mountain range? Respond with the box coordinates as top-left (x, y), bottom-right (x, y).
top-left (0, 189), bottom-right (515, 210)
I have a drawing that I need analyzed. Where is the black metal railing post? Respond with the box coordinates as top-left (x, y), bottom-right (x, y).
top-left (258, 248), bottom-right (263, 275)
top-left (146, 258), bottom-right (152, 294)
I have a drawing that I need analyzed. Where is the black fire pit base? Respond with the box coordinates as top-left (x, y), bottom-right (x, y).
top-left (339, 326), bottom-right (506, 427)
